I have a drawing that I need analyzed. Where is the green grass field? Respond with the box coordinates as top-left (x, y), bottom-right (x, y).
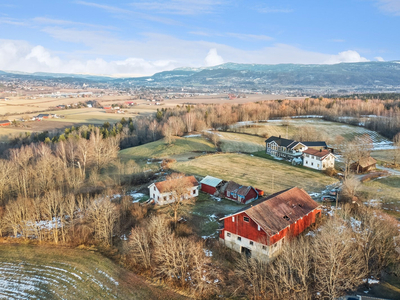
top-left (119, 137), bottom-right (216, 162)
top-left (172, 153), bottom-right (337, 195)
top-left (217, 132), bottom-right (265, 153)
top-left (0, 244), bottom-right (185, 300)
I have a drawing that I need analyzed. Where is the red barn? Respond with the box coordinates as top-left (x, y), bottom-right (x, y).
top-left (219, 187), bottom-right (321, 259)
top-left (0, 120), bottom-right (11, 127)
top-left (200, 175), bottom-right (224, 195)
top-left (223, 181), bottom-right (259, 204)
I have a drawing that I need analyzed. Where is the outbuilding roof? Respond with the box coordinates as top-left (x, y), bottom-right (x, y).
top-left (200, 175), bottom-right (223, 187)
top-left (221, 187), bottom-right (320, 236)
top-left (355, 157), bottom-right (377, 168)
top-left (153, 176), bottom-right (198, 193)
top-left (302, 141), bottom-right (328, 148)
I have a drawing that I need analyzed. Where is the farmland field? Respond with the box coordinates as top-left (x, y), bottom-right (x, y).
top-left (0, 244), bottom-right (186, 300)
top-left (231, 119), bottom-right (393, 150)
top-left (119, 136), bottom-right (216, 163)
top-left (172, 153), bottom-right (338, 196)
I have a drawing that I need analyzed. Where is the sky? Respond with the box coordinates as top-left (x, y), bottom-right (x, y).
top-left (0, 0), bottom-right (399, 76)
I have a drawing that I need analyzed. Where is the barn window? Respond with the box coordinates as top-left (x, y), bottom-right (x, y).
top-left (227, 192), bottom-right (231, 197)
top-left (232, 216), bottom-right (235, 222)
top-left (249, 241), bottom-right (254, 246)
top-left (258, 225), bottom-right (261, 231)
top-left (243, 216), bottom-right (249, 222)
top-left (227, 232), bottom-right (231, 237)
top-left (283, 215), bottom-right (290, 221)
top-left (237, 237), bottom-right (241, 241)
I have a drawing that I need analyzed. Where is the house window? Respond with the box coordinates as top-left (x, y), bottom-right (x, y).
top-left (311, 162), bottom-right (314, 166)
top-left (227, 232), bottom-right (231, 237)
top-left (262, 246), bottom-right (266, 250)
top-left (244, 216), bottom-right (249, 222)
top-left (237, 237), bottom-right (241, 241)
top-left (317, 164), bottom-right (319, 168)
top-left (232, 217), bottom-right (235, 222)
top-left (154, 187), bottom-right (156, 191)
top-left (227, 192), bottom-right (231, 197)
top-left (249, 241), bottom-right (254, 246)
top-left (305, 161), bottom-right (308, 164)
top-left (163, 196), bottom-right (167, 201)
top-left (193, 189), bottom-right (196, 195)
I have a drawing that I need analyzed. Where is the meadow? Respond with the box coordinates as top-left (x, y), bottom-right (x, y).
top-left (0, 244), bottom-right (186, 300)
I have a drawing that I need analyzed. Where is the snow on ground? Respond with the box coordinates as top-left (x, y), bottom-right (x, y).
top-left (203, 249), bottom-right (213, 257)
top-left (363, 277), bottom-right (380, 285)
top-left (129, 191), bottom-right (146, 203)
top-left (0, 261), bottom-right (120, 299)
top-left (183, 134), bottom-right (202, 138)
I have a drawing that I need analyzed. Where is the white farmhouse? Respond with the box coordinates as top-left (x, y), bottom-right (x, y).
top-left (148, 176), bottom-right (199, 205)
top-left (302, 149), bottom-right (336, 170)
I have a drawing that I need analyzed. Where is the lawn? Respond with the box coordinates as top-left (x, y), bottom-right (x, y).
top-left (119, 136), bottom-right (216, 162)
top-left (359, 176), bottom-right (400, 218)
top-left (0, 244), bottom-right (186, 300)
top-left (217, 131), bottom-right (265, 153)
top-left (172, 153), bottom-right (337, 196)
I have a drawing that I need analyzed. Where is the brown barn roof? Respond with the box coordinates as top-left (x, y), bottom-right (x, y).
top-left (303, 148), bottom-right (332, 159)
top-left (356, 157), bottom-right (377, 168)
top-left (225, 181), bottom-right (255, 197)
top-left (221, 187), bottom-right (320, 236)
top-left (154, 176), bottom-right (198, 193)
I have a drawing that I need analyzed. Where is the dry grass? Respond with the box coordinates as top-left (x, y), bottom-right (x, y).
top-left (217, 132), bottom-right (265, 153)
top-left (0, 244), bottom-right (186, 300)
top-left (172, 153), bottom-right (337, 195)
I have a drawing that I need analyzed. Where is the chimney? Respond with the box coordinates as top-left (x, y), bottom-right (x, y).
top-left (320, 148), bottom-right (322, 152)
top-left (279, 135), bottom-right (281, 139)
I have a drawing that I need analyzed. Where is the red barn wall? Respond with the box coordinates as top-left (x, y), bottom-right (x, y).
top-left (221, 208), bottom-right (321, 246)
top-left (220, 212), bottom-right (268, 244)
top-left (201, 184), bottom-right (217, 195)
top-left (244, 188), bottom-right (258, 203)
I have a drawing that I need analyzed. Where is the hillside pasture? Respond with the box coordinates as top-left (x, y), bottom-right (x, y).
top-left (172, 153), bottom-right (337, 196)
top-left (119, 136), bottom-right (216, 163)
top-left (231, 119), bottom-right (393, 150)
top-left (0, 244), bottom-right (185, 300)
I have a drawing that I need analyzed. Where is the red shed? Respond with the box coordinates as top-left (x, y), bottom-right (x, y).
top-left (219, 187), bottom-right (321, 259)
top-left (223, 181), bottom-right (259, 204)
top-left (200, 175), bottom-right (224, 195)
top-left (0, 120), bottom-right (11, 127)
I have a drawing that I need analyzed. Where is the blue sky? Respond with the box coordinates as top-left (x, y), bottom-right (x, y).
top-left (0, 0), bottom-right (399, 75)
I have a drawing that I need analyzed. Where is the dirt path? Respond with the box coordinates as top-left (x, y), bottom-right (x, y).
top-left (376, 165), bottom-right (400, 176)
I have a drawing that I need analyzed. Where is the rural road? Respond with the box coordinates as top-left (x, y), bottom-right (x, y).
top-left (376, 165), bottom-right (400, 176)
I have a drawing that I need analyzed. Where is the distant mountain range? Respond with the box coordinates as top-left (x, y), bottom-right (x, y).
top-left (2, 61), bottom-right (400, 91)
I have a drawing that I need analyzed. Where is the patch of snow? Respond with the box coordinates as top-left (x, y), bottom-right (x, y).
top-left (203, 249), bottom-right (213, 257)
top-left (184, 134), bottom-right (201, 138)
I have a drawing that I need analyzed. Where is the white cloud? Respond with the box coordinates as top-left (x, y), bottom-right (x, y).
top-left (204, 48), bottom-right (224, 66)
top-left (324, 50), bottom-right (369, 64)
top-left (375, 56), bottom-right (385, 61)
top-left (0, 35), bottom-right (373, 76)
top-left (130, 0), bottom-right (224, 15)
top-left (258, 7), bottom-right (293, 13)
top-left (329, 39), bottom-right (345, 43)
top-left (32, 17), bottom-right (115, 29)
top-left (227, 33), bottom-right (273, 41)
top-left (377, 0), bottom-right (400, 16)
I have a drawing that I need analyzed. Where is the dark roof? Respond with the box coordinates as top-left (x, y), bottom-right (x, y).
top-left (221, 187), bottom-right (320, 236)
top-left (0, 120), bottom-right (10, 124)
top-left (302, 141), bottom-right (328, 147)
top-left (265, 136), bottom-right (296, 148)
top-left (154, 176), bottom-right (198, 193)
top-left (225, 181), bottom-right (255, 197)
top-left (37, 114), bottom-right (50, 117)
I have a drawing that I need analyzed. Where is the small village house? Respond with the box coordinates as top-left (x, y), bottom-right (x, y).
top-left (351, 157), bottom-right (377, 173)
top-left (223, 181), bottom-right (260, 204)
top-left (148, 176), bottom-right (199, 205)
top-left (200, 175), bottom-right (224, 195)
top-left (302, 148), bottom-right (336, 170)
top-left (219, 187), bottom-right (321, 259)
top-left (265, 136), bottom-right (307, 160)
top-left (36, 114), bottom-right (51, 120)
